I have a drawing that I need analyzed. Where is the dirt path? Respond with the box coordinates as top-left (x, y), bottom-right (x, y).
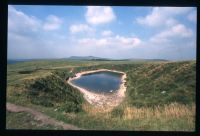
top-left (6, 103), bottom-right (82, 130)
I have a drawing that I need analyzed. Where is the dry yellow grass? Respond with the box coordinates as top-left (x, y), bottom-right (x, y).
top-left (82, 103), bottom-right (112, 115)
top-left (82, 101), bottom-right (195, 128)
top-left (123, 103), bottom-right (195, 120)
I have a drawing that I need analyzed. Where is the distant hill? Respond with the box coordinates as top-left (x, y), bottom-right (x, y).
top-left (127, 58), bottom-right (168, 61)
top-left (8, 57), bottom-right (168, 64)
top-left (67, 56), bottom-right (168, 61)
top-left (67, 56), bottom-right (109, 61)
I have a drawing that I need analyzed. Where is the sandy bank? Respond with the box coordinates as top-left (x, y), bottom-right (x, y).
top-left (67, 69), bottom-right (126, 111)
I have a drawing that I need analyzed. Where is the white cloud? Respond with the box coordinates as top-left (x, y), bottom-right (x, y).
top-left (8, 5), bottom-right (41, 33)
top-left (85, 6), bottom-right (116, 25)
top-left (115, 35), bottom-right (141, 46)
top-left (136, 7), bottom-right (193, 27)
top-left (8, 6), bottom-right (66, 59)
top-left (76, 35), bottom-right (142, 59)
top-left (78, 38), bottom-right (108, 46)
top-left (70, 24), bottom-right (94, 34)
top-left (8, 6), bottom-right (63, 32)
top-left (187, 10), bottom-right (197, 23)
top-left (101, 30), bottom-right (113, 36)
top-left (8, 6), bottom-right (196, 60)
top-left (79, 35), bottom-right (141, 47)
top-left (150, 24), bottom-right (193, 43)
top-left (43, 15), bottom-right (63, 31)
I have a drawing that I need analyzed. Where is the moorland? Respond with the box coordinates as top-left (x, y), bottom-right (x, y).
top-left (6, 58), bottom-right (196, 131)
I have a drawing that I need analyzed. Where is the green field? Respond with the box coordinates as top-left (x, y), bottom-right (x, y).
top-left (6, 60), bottom-right (196, 131)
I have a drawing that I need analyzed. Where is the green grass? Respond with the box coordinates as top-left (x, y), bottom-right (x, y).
top-left (6, 111), bottom-right (62, 130)
top-left (125, 61), bottom-right (196, 107)
top-left (6, 59), bottom-right (196, 130)
top-left (26, 74), bottom-right (84, 112)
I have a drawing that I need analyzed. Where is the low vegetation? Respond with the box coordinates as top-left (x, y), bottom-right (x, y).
top-left (125, 61), bottom-right (196, 107)
top-left (6, 111), bottom-right (62, 130)
top-left (6, 60), bottom-right (196, 131)
top-left (27, 73), bottom-right (84, 112)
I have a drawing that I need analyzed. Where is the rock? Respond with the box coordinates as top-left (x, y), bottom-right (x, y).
top-left (161, 91), bottom-right (166, 94)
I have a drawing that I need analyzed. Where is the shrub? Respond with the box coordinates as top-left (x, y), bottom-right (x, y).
top-left (58, 102), bottom-right (82, 113)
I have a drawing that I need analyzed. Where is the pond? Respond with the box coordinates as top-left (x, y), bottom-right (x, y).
top-left (71, 71), bottom-right (123, 93)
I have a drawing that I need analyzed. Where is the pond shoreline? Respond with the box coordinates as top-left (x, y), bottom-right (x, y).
top-left (67, 69), bottom-right (126, 111)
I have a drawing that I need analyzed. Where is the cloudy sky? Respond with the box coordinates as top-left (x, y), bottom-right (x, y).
top-left (8, 5), bottom-right (196, 60)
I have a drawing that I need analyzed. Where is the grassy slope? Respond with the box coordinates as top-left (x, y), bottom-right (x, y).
top-left (6, 111), bottom-right (62, 130)
top-left (125, 61), bottom-right (196, 107)
top-left (6, 60), bottom-right (196, 130)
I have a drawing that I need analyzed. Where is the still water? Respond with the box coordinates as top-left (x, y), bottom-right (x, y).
top-left (71, 71), bottom-right (123, 93)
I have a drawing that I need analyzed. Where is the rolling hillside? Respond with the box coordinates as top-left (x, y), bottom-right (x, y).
top-left (6, 60), bottom-right (196, 130)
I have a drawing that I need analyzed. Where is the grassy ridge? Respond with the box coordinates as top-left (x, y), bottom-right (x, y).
top-left (125, 61), bottom-right (196, 107)
top-left (26, 73), bottom-right (84, 112)
top-left (6, 60), bottom-right (196, 130)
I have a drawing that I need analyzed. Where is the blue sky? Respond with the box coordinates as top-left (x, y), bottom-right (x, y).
top-left (8, 5), bottom-right (197, 60)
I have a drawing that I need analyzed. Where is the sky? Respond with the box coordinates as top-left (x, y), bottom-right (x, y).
top-left (8, 5), bottom-right (197, 60)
